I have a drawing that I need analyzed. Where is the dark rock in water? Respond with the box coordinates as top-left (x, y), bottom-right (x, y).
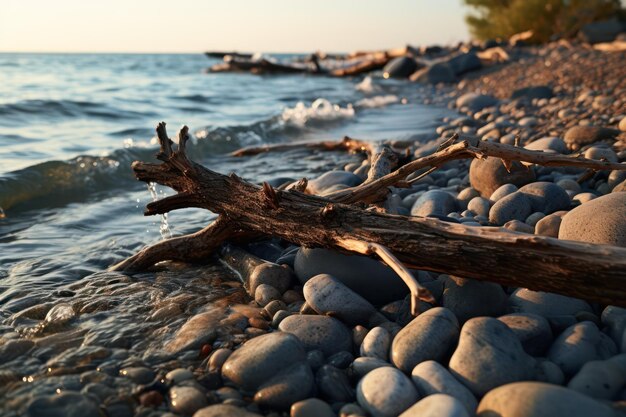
top-left (383, 57), bottom-right (419, 79)
top-left (165, 311), bottom-right (219, 354)
top-left (307, 171), bottom-right (362, 195)
top-left (411, 190), bottom-right (457, 217)
top-left (563, 126), bottom-right (620, 148)
top-left (303, 274), bottom-right (376, 326)
top-left (518, 182), bottom-right (570, 214)
top-left (222, 332), bottom-right (306, 392)
top-left (254, 362), bottom-right (314, 410)
top-left (456, 93), bottom-right (498, 112)
top-left (579, 18), bottom-right (626, 44)
top-left (477, 382), bottom-right (615, 417)
top-left (469, 157), bottom-right (536, 197)
top-left (446, 52), bottom-right (482, 76)
top-left (294, 248), bottom-right (408, 305)
top-left (489, 191), bottom-right (532, 226)
top-left (279, 314), bottom-right (352, 356)
top-left (391, 307), bottom-right (460, 373)
top-left (559, 192), bottom-right (626, 247)
top-left (511, 85), bottom-right (554, 100)
top-left (26, 392), bottom-right (100, 417)
top-left (449, 317), bottom-right (536, 396)
top-left (499, 313), bottom-right (553, 356)
top-left (410, 63), bottom-right (457, 84)
top-left (316, 364), bottom-right (355, 403)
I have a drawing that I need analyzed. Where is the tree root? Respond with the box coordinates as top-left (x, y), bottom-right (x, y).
top-left (112, 123), bottom-right (626, 308)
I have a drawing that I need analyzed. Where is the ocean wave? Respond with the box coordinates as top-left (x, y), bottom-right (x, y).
top-left (355, 94), bottom-right (400, 109)
top-left (281, 98), bottom-right (355, 127)
top-left (0, 99), bottom-right (150, 121)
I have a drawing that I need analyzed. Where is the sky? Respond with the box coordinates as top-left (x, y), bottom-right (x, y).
top-left (0, 0), bottom-right (469, 53)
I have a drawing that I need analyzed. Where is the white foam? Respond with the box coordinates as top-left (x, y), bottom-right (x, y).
top-left (281, 98), bottom-right (355, 127)
top-left (355, 76), bottom-right (382, 93)
top-left (355, 94), bottom-right (400, 109)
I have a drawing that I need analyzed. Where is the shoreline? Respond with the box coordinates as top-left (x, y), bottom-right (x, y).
top-left (2, 39), bottom-right (626, 417)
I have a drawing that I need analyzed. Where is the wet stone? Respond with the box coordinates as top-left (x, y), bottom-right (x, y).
top-left (119, 366), bottom-right (155, 384)
top-left (254, 362), bottom-right (314, 410)
top-left (316, 364), bottom-right (355, 403)
top-left (25, 392), bottom-right (100, 417)
top-left (290, 398), bottom-right (335, 417)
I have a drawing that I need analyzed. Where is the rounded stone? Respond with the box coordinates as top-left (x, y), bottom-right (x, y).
top-left (308, 171), bottom-right (362, 194)
top-left (489, 183), bottom-right (518, 202)
top-left (351, 357), bottom-right (391, 378)
top-left (193, 404), bottom-right (262, 417)
top-left (508, 288), bottom-right (592, 318)
top-left (601, 306), bottom-right (626, 351)
top-left (534, 214), bottom-right (562, 237)
top-left (584, 146), bottom-right (618, 163)
top-left (457, 187), bottom-right (480, 210)
top-left (467, 197), bottom-right (490, 217)
top-left (254, 362), bottom-right (314, 410)
top-left (316, 364), bottom-right (355, 403)
top-left (498, 313), bottom-right (553, 356)
top-left (456, 93), bottom-right (498, 112)
top-left (278, 314), bottom-right (352, 356)
top-left (303, 274), bottom-right (376, 326)
top-left (556, 178), bottom-right (582, 194)
top-left (222, 332), bottom-right (306, 392)
top-left (294, 248), bottom-right (408, 304)
top-left (470, 157), bottom-right (535, 198)
top-left (567, 357), bottom-right (626, 400)
top-left (559, 192), bottom-right (626, 247)
top-left (290, 398), bottom-right (335, 417)
top-left (208, 348), bottom-right (232, 373)
top-left (449, 317), bottom-right (536, 396)
top-left (255, 284), bottom-right (282, 307)
top-left (411, 190), bottom-right (457, 217)
top-left (165, 368), bottom-right (194, 385)
top-left (357, 366), bottom-right (420, 417)
top-left (399, 394), bottom-right (470, 417)
top-left (608, 170), bottom-right (626, 189)
top-left (518, 182), bottom-right (570, 214)
top-left (489, 191), bottom-right (532, 226)
top-left (391, 307), bottom-right (460, 373)
top-left (524, 136), bottom-right (568, 153)
top-left (383, 56), bottom-right (418, 79)
top-left (504, 219), bottom-right (534, 234)
top-left (476, 382), bottom-right (615, 417)
top-left (440, 276), bottom-right (507, 323)
top-left (249, 263), bottom-right (294, 295)
top-left (25, 392), bottom-right (100, 417)
top-left (411, 361), bottom-right (477, 414)
top-left (547, 321), bottom-right (617, 377)
top-left (360, 327), bottom-right (391, 361)
top-left (169, 386), bottom-right (208, 416)
top-left (563, 126), bottom-right (620, 148)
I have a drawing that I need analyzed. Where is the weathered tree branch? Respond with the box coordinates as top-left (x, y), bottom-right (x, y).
top-left (114, 123), bottom-right (626, 307)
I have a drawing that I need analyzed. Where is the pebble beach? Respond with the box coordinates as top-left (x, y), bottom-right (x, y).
top-left (2, 26), bottom-right (626, 417)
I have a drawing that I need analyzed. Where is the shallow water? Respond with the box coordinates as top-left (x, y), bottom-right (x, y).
top-left (0, 53), bottom-right (453, 410)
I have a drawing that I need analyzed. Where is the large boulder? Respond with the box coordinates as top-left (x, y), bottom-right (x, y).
top-left (294, 248), bottom-right (408, 304)
top-left (469, 157), bottom-right (536, 198)
top-left (446, 52), bottom-right (482, 76)
top-left (558, 192), bottom-right (626, 247)
top-left (476, 382), bottom-right (615, 417)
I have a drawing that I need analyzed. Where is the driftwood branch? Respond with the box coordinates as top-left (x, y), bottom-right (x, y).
top-left (113, 123), bottom-right (626, 307)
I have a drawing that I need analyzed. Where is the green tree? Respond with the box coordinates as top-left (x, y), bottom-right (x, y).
top-left (464, 0), bottom-right (623, 42)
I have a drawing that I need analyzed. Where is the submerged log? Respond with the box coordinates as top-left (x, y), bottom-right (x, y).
top-left (113, 123), bottom-right (626, 308)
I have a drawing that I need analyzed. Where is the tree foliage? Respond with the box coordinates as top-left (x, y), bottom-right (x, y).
top-left (464, 0), bottom-right (623, 42)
